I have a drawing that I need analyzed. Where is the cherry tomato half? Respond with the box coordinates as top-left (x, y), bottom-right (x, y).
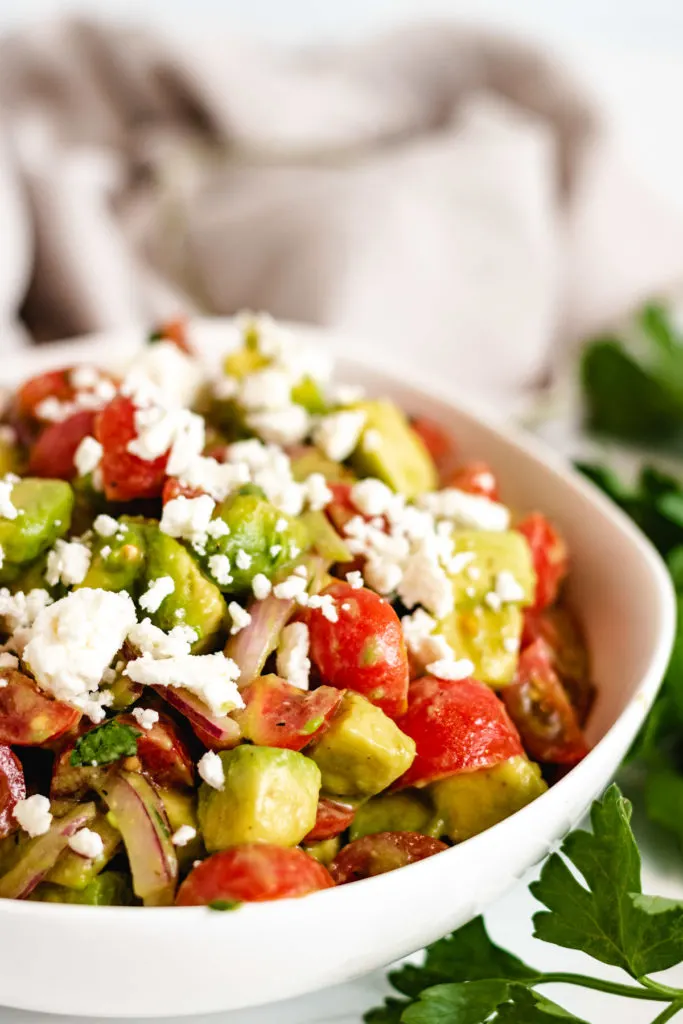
top-left (395, 675), bottom-right (523, 788)
top-left (445, 461), bottom-right (500, 501)
top-left (150, 317), bottom-right (193, 355)
top-left (522, 606), bottom-right (595, 725)
top-left (117, 711), bottom-right (195, 788)
top-left (305, 797), bottom-right (356, 843)
top-left (410, 417), bottom-right (459, 483)
top-left (95, 395), bottom-right (169, 502)
top-left (329, 831), bottom-right (447, 884)
top-left (234, 675), bottom-right (343, 752)
top-left (306, 582), bottom-right (409, 719)
top-left (28, 409), bottom-right (97, 480)
top-left (501, 640), bottom-right (589, 766)
top-left (0, 745), bottom-right (26, 839)
top-left (0, 671), bottom-right (81, 746)
top-left (16, 369), bottom-right (74, 422)
top-left (162, 477), bottom-right (205, 505)
top-left (517, 513), bottom-right (568, 611)
top-left (176, 844), bottom-right (334, 905)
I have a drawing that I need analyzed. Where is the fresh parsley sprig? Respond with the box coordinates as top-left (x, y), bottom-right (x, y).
top-left (70, 719), bottom-right (141, 767)
top-left (366, 787), bottom-right (683, 1024)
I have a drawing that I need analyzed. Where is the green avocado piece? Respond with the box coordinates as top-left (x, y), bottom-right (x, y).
top-left (290, 376), bottom-right (328, 415)
top-left (302, 836), bottom-right (341, 866)
top-left (301, 510), bottom-right (352, 564)
top-left (349, 790), bottom-right (434, 841)
top-left (78, 518), bottom-right (147, 594)
top-left (437, 604), bottom-right (524, 686)
top-left (306, 692), bottom-right (416, 798)
top-left (158, 786), bottom-right (203, 868)
top-left (0, 436), bottom-right (23, 477)
top-left (290, 447), bottom-right (355, 484)
top-left (198, 746), bottom-right (321, 852)
top-left (223, 345), bottom-right (267, 380)
top-left (9, 554), bottom-right (52, 595)
top-left (204, 493), bottom-right (308, 593)
top-left (448, 531), bottom-right (536, 607)
top-left (429, 755), bottom-right (547, 843)
top-left (46, 814), bottom-right (121, 890)
top-left (0, 479), bottom-right (73, 579)
top-left (30, 871), bottom-right (134, 906)
top-left (350, 400), bottom-right (437, 499)
top-left (144, 529), bottom-right (226, 651)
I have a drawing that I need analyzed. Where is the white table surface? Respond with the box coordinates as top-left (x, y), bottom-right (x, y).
top-left (2, 41), bottom-right (683, 1024)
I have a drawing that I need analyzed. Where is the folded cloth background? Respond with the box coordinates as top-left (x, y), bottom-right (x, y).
top-left (1, 17), bottom-right (683, 407)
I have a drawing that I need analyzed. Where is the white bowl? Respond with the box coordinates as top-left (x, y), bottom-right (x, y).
top-left (0, 320), bottom-right (676, 1018)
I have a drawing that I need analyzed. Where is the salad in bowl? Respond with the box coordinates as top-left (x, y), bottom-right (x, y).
top-left (0, 315), bottom-right (593, 910)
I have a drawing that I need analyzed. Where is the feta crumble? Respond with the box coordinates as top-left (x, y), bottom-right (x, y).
top-left (68, 827), bottom-right (105, 859)
top-left (125, 652), bottom-right (244, 716)
top-left (426, 658), bottom-right (475, 681)
top-left (419, 489), bottom-right (510, 531)
top-left (0, 652), bottom-right (18, 670)
top-left (351, 478), bottom-right (396, 518)
top-left (198, 750), bottom-right (225, 790)
top-left (45, 540), bottom-right (92, 588)
top-left (208, 554), bottom-right (233, 587)
top-left (93, 514), bottom-right (119, 538)
top-left (495, 571), bottom-right (526, 603)
top-left (139, 576), bottom-right (175, 614)
top-left (235, 550), bottom-right (252, 570)
top-left (313, 410), bottom-right (366, 462)
top-left (252, 574), bottom-right (272, 600)
top-left (228, 601), bottom-right (252, 635)
top-left (346, 570), bottom-right (364, 589)
top-left (172, 825), bottom-right (197, 847)
top-left (0, 479), bottom-right (18, 520)
top-left (401, 608), bottom-right (454, 667)
top-left (273, 575), bottom-right (308, 601)
top-left (73, 436), bottom-right (103, 477)
top-left (302, 473), bottom-right (333, 511)
top-left (127, 618), bottom-right (196, 659)
top-left (13, 795), bottom-right (52, 837)
top-left (159, 495), bottom-right (215, 548)
top-left (276, 622), bottom-right (310, 690)
top-left (131, 707), bottom-right (160, 730)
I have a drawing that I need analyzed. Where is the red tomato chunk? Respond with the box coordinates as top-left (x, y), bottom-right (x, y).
top-left (305, 797), bottom-right (356, 842)
top-left (0, 746), bottom-right (26, 839)
top-left (0, 672), bottom-right (81, 746)
top-left (95, 396), bottom-right (169, 501)
top-left (517, 513), bottom-right (568, 611)
top-left (235, 675), bottom-right (343, 752)
top-left (176, 844), bottom-right (334, 905)
top-left (330, 831), bottom-right (448, 884)
top-left (446, 461), bottom-right (500, 501)
top-left (29, 409), bottom-right (97, 480)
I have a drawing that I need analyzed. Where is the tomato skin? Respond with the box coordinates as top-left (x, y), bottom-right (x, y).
top-left (162, 477), bottom-right (204, 505)
top-left (305, 797), bottom-right (356, 842)
top-left (395, 676), bottom-right (523, 789)
top-left (517, 513), bottom-right (568, 611)
top-left (0, 671), bottom-right (81, 746)
top-left (28, 409), bottom-right (97, 480)
top-left (306, 582), bottom-right (410, 719)
top-left (176, 844), bottom-right (334, 905)
top-left (522, 607), bottom-right (595, 725)
top-left (95, 396), bottom-right (169, 501)
top-left (502, 640), bottom-right (589, 766)
top-left (0, 745), bottom-right (26, 839)
top-left (151, 317), bottom-right (193, 355)
top-left (17, 369), bottom-right (74, 421)
top-left (446, 461), bottom-right (500, 501)
top-left (234, 675), bottom-right (343, 752)
top-left (410, 417), bottom-right (458, 483)
top-left (330, 831), bottom-right (447, 884)
top-left (325, 483), bottom-right (357, 535)
top-left (117, 711), bottom-right (195, 788)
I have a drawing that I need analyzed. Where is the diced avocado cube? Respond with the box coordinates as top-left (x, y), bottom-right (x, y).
top-left (205, 493), bottom-right (308, 593)
top-left (46, 814), bottom-right (121, 890)
top-left (350, 400), bottom-right (437, 498)
top-left (349, 790), bottom-right (434, 841)
top-left (197, 746), bottom-right (321, 851)
top-left (301, 510), bottom-right (352, 563)
top-left (9, 554), bottom-right (52, 595)
top-left (290, 447), bottom-right (355, 484)
top-left (302, 836), bottom-right (341, 866)
top-left (0, 479), bottom-right (73, 577)
top-left (30, 871), bottom-right (134, 906)
top-left (158, 786), bottom-right (202, 867)
top-left (78, 518), bottom-right (147, 594)
top-left (223, 346), bottom-right (268, 380)
top-left (144, 529), bottom-right (226, 651)
top-left (437, 604), bottom-right (523, 686)
top-left (429, 755), bottom-right (547, 843)
top-left (307, 692), bottom-right (416, 798)
top-left (290, 376), bottom-right (328, 415)
top-left (448, 531), bottom-right (536, 607)
top-left (0, 435), bottom-right (23, 477)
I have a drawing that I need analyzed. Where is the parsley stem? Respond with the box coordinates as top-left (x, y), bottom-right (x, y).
top-left (540, 974), bottom-right (670, 1002)
top-left (640, 978), bottom-right (683, 1000)
top-left (649, 1002), bottom-right (683, 1024)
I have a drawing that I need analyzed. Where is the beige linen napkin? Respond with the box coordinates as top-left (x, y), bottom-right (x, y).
top-left (1, 18), bottom-right (682, 406)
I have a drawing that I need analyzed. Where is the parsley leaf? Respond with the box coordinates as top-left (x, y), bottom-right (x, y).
top-left (401, 981), bottom-right (509, 1024)
top-left (494, 988), bottom-right (588, 1023)
top-left (364, 999), bottom-right (410, 1024)
top-left (531, 785), bottom-right (683, 976)
top-left (70, 719), bottom-right (141, 767)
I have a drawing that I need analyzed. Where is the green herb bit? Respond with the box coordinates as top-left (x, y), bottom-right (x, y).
top-left (70, 720), bottom-right (141, 768)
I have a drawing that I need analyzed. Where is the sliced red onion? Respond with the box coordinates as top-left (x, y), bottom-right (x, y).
top-left (224, 593), bottom-right (295, 689)
top-left (0, 802), bottom-right (97, 899)
top-left (153, 686), bottom-right (241, 750)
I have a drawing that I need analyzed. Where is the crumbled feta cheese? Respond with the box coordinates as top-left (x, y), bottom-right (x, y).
top-left (495, 571), bottom-right (526, 603)
top-left (139, 576), bottom-right (175, 614)
top-left (23, 590), bottom-right (137, 722)
top-left (93, 514), bottom-right (119, 538)
top-left (307, 593), bottom-right (339, 623)
top-left (73, 436), bottom-right (103, 477)
top-left (123, 340), bottom-right (204, 409)
top-left (269, 544), bottom-right (282, 557)
top-left (331, 383), bottom-right (366, 406)
top-left (128, 405), bottom-right (205, 477)
top-left (466, 566), bottom-right (481, 581)
top-left (206, 518), bottom-right (230, 540)
top-left (172, 825), bottom-right (197, 847)
top-left (276, 622), bottom-right (310, 690)
top-left (503, 636), bottom-right (520, 654)
top-left (0, 587), bottom-right (53, 633)
top-left (362, 428), bottom-right (382, 453)
top-left (198, 751), bottom-right (225, 791)
top-left (484, 592), bottom-right (502, 612)
top-left (252, 574), bottom-right (272, 600)
top-left (247, 406), bottom-right (310, 447)
top-left (398, 547), bottom-right (454, 619)
top-left (13, 795), bottom-right (52, 837)
top-left (273, 575), bottom-right (308, 601)
top-left (228, 601), bottom-right (252, 635)
top-left (0, 479), bottom-right (18, 520)
top-left (208, 554), bottom-right (233, 587)
top-left (274, 518), bottom-right (288, 533)
top-left (401, 608), bottom-right (456, 668)
top-left (100, 545), bottom-right (112, 559)
top-left (235, 550), bottom-right (252, 571)
top-left (419, 489), bottom-right (510, 531)
top-left (166, 411), bottom-right (206, 477)
top-left (179, 456), bottom-right (248, 502)
top-left (125, 652), bottom-right (243, 716)
top-left (346, 570), bottom-right (364, 589)
top-left (68, 827), bottom-right (105, 859)
top-left (364, 557), bottom-right (403, 595)
top-left (160, 495), bottom-right (215, 548)
top-left (313, 410), bottom-right (366, 462)
top-left (447, 552), bottom-right (476, 575)
top-left (239, 368), bottom-right (292, 411)
top-left (426, 658), bottom-right (475, 681)
top-left (351, 478), bottom-right (396, 518)
top-left (292, 565), bottom-right (308, 578)
top-left (131, 707), bottom-right (160, 730)
top-left (0, 652), bottom-right (18, 670)
top-left (45, 540), bottom-right (92, 587)
top-left (302, 473), bottom-right (333, 512)
top-left (127, 618), bottom-right (196, 659)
